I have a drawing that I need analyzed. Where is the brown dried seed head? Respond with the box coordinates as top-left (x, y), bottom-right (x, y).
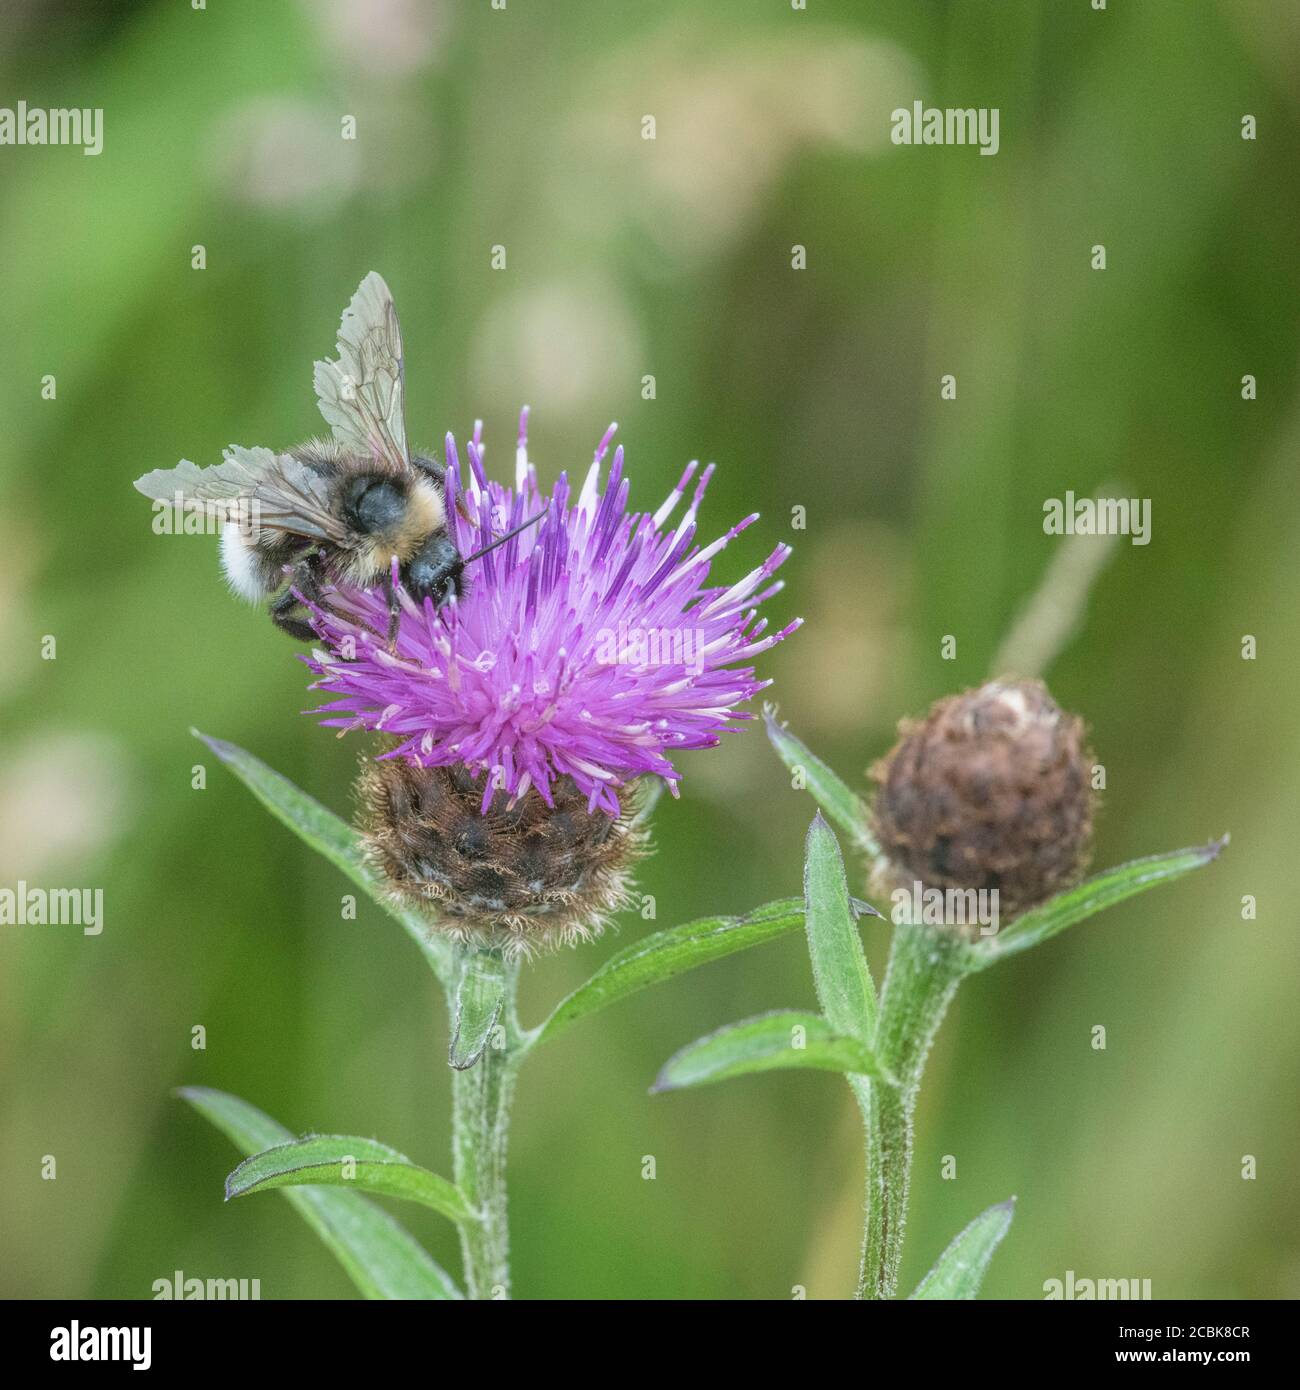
top-left (357, 754), bottom-right (648, 957)
top-left (869, 678), bottom-right (1096, 924)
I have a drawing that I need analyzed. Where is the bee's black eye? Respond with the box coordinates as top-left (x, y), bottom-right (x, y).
top-left (346, 477), bottom-right (406, 535)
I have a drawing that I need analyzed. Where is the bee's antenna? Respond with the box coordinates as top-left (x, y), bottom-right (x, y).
top-left (462, 511), bottom-right (546, 566)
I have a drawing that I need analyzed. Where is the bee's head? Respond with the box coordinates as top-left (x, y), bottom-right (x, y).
top-left (403, 532), bottom-right (464, 607)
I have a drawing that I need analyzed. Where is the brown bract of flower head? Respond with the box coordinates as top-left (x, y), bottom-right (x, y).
top-left (869, 677), bottom-right (1096, 923)
top-left (357, 753), bottom-right (649, 957)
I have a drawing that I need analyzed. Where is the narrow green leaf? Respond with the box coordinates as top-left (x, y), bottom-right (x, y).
top-left (910, 1198), bottom-right (1016, 1299)
top-left (450, 952), bottom-right (506, 1071)
top-left (179, 1087), bottom-right (461, 1300)
top-left (652, 1010), bottom-right (891, 1093)
top-left (765, 707), bottom-right (877, 854)
top-left (226, 1135), bottom-right (476, 1226)
top-left (969, 837), bottom-right (1228, 969)
top-left (804, 815), bottom-right (877, 1043)
top-left (533, 898), bottom-right (805, 1047)
top-left (194, 731), bottom-right (453, 982)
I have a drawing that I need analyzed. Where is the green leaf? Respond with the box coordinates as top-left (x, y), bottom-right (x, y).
top-left (226, 1135), bottom-right (476, 1226)
top-left (194, 731), bottom-right (453, 982)
top-left (533, 898), bottom-right (805, 1047)
top-left (804, 814), bottom-right (877, 1043)
top-left (910, 1198), bottom-right (1016, 1299)
top-left (450, 952), bottom-right (506, 1071)
top-left (765, 707), bottom-right (877, 854)
top-left (969, 837), bottom-right (1228, 969)
top-left (652, 1010), bottom-right (892, 1093)
top-left (180, 1087), bottom-right (461, 1300)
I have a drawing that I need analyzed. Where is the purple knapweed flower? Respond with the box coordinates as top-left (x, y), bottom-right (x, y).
top-left (305, 411), bottom-right (800, 817)
top-left (305, 412), bottom-right (798, 952)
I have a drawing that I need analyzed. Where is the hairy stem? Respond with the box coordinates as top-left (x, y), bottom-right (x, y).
top-left (856, 923), bottom-right (971, 1299)
top-left (448, 957), bottom-right (523, 1300)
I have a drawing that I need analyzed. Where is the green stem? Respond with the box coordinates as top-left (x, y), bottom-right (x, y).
top-left (849, 1072), bottom-right (883, 1296)
top-left (855, 923), bottom-right (971, 1299)
top-left (448, 956), bottom-right (524, 1300)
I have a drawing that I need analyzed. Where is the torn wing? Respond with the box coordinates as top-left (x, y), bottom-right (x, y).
top-left (133, 445), bottom-right (349, 544)
top-left (312, 271), bottom-right (410, 473)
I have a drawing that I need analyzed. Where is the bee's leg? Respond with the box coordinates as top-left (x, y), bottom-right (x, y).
top-left (295, 549), bottom-right (329, 607)
top-left (268, 587), bottom-right (317, 642)
top-left (268, 551), bottom-right (326, 642)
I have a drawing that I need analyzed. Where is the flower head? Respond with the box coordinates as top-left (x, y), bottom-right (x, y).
top-left (305, 411), bottom-right (800, 817)
top-left (869, 677), bottom-right (1096, 926)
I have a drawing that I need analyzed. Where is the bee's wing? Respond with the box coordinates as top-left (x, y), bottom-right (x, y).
top-left (133, 445), bottom-right (349, 544)
top-left (312, 272), bottom-right (410, 472)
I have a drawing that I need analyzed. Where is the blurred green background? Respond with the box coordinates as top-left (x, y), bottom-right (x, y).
top-left (2, 0), bottom-right (1297, 1300)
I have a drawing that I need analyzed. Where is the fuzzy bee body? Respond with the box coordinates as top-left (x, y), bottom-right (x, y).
top-left (212, 437), bottom-right (456, 633)
top-left (135, 274), bottom-right (472, 645)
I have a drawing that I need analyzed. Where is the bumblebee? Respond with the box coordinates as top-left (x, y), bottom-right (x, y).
top-left (134, 273), bottom-right (532, 645)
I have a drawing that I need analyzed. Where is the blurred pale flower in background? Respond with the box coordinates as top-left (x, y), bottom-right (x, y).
top-left (0, 732), bottom-right (132, 878)
top-left (553, 25), bottom-right (921, 263)
top-left (311, 0), bottom-right (449, 76)
top-left (472, 277), bottom-right (643, 426)
top-left (208, 97), bottom-right (362, 217)
top-left (212, 0), bottom-right (452, 214)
